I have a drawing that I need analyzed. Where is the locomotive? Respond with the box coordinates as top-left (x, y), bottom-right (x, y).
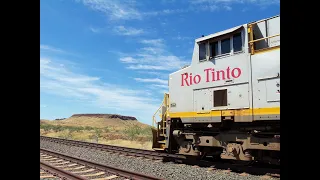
top-left (152, 15), bottom-right (280, 165)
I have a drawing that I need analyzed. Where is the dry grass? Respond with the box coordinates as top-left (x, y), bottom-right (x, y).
top-left (40, 116), bottom-right (153, 150)
top-left (99, 139), bottom-right (152, 150)
top-left (41, 129), bottom-right (152, 150)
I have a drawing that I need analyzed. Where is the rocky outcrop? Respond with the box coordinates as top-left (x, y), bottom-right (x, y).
top-left (70, 114), bottom-right (137, 121)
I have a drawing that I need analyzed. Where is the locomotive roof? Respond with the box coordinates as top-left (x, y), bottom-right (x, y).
top-left (195, 25), bottom-right (243, 43)
top-left (195, 14), bottom-right (280, 44)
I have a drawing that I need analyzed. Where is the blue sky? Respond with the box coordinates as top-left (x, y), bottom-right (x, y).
top-left (40, 0), bottom-right (279, 125)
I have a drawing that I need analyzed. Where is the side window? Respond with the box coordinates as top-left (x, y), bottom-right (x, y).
top-left (210, 41), bottom-right (219, 57)
top-left (204, 30), bottom-right (244, 62)
top-left (221, 38), bottom-right (231, 54)
top-left (199, 43), bottom-right (206, 61)
top-left (233, 32), bottom-right (242, 52)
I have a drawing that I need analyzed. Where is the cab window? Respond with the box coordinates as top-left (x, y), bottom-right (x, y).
top-left (199, 43), bottom-right (206, 61)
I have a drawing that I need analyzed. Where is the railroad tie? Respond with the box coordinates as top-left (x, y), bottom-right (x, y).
top-left (40, 156), bottom-right (53, 159)
top-left (40, 175), bottom-right (56, 178)
top-left (91, 175), bottom-right (118, 180)
top-left (63, 165), bottom-right (86, 171)
top-left (72, 168), bottom-right (96, 174)
top-left (51, 161), bottom-right (70, 165)
top-left (40, 155), bottom-right (51, 158)
top-left (82, 171), bottom-right (105, 177)
top-left (56, 163), bottom-right (78, 168)
top-left (47, 159), bottom-right (65, 163)
top-left (44, 157), bottom-right (59, 161)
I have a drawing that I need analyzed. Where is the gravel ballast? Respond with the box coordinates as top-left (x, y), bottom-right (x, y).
top-left (40, 139), bottom-right (278, 180)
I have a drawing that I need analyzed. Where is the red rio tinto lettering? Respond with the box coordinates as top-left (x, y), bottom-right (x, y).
top-left (181, 66), bottom-right (242, 86)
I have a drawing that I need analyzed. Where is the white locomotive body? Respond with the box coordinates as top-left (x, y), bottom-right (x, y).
top-left (153, 15), bottom-right (280, 164)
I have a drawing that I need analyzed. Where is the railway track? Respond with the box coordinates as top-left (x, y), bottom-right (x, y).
top-left (40, 135), bottom-right (181, 160)
top-left (40, 148), bottom-right (163, 180)
top-left (40, 165), bottom-right (61, 180)
top-left (40, 136), bottom-right (280, 178)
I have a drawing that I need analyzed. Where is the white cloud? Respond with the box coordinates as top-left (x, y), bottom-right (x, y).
top-left (40, 44), bottom-right (80, 57)
top-left (122, 54), bottom-right (188, 71)
top-left (172, 35), bottom-right (192, 41)
top-left (40, 104), bottom-right (47, 108)
top-left (76, 0), bottom-right (278, 24)
top-left (128, 65), bottom-right (169, 70)
top-left (120, 57), bottom-right (136, 63)
top-left (134, 78), bottom-right (167, 85)
top-left (137, 71), bottom-right (169, 79)
top-left (77, 0), bottom-right (142, 20)
top-left (119, 38), bottom-right (189, 73)
top-left (140, 47), bottom-right (164, 54)
top-left (189, 0), bottom-right (279, 9)
top-left (77, 0), bottom-right (187, 20)
top-left (117, 38), bottom-right (188, 92)
top-left (40, 45), bottom-right (65, 53)
top-left (113, 26), bottom-right (144, 36)
top-left (90, 27), bottom-right (102, 33)
top-left (150, 84), bottom-right (169, 89)
top-left (224, 5), bottom-right (232, 10)
top-left (40, 57), bottom-right (160, 121)
top-left (140, 39), bottom-right (164, 47)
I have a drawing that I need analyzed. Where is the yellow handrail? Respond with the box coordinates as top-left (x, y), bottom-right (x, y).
top-left (152, 93), bottom-right (169, 134)
top-left (152, 100), bottom-right (164, 127)
top-left (162, 93), bottom-right (169, 135)
top-left (249, 34), bottom-right (280, 44)
top-left (248, 24), bottom-right (280, 55)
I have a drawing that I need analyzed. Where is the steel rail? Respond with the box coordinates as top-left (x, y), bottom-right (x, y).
top-left (40, 135), bottom-right (184, 160)
top-left (40, 148), bottom-right (164, 180)
top-left (40, 160), bottom-right (87, 180)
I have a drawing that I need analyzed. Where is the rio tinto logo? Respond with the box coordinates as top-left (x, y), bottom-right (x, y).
top-left (181, 67), bottom-right (242, 86)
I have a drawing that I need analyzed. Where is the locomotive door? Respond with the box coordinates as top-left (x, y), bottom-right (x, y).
top-left (193, 88), bottom-right (215, 122)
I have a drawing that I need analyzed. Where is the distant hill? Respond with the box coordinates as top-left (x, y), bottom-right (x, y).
top-left (40, 113), bottom-right (150, 130)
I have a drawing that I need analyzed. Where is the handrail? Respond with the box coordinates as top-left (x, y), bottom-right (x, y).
top-left (152, 93), bottom-right (169, 128)
top-left (152, 100), bottom-right (164, 127)
top-left (162, 93), bottom-right (169, 135)
top-left (248, 34), bottom-right (280, 44)
top-left (248, 22), bottom-right (280, 55)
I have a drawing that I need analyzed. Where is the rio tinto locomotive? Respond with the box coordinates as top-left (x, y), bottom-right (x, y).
top-left (152, 15), bottom-right (280, 165)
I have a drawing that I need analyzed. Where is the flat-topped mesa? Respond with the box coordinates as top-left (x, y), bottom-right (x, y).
top-left (70, 114), bottom-right (137, 121)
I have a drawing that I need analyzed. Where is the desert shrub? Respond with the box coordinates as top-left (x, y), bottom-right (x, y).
top-left (104, 127), bottom-right (110, 133)
top-left (40, 124), bottom-right (53, 131)
top-left (102, 133), bottom-right (126, 140)
top-left (123, 125), bottom-right (141, 140)
top-left (88, 128), bottom-right (103, 143)
top-left (123, 125), bottom-right (153, 141)
top-left (40, 123), bottom-right (98, 133)
top-left (94, 128), bottom-right (102, 137)
top-left (84, 126), bottom-right (94, 131)
top-left (57, 129), bottom-right (73, 139)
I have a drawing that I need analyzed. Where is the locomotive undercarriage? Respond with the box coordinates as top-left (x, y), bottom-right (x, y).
top-left (167, 118), bottom-right (280, 165)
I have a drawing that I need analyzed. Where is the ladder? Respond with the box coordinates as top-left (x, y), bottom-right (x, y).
top-left (152, 93), bottom-right (169, 151)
